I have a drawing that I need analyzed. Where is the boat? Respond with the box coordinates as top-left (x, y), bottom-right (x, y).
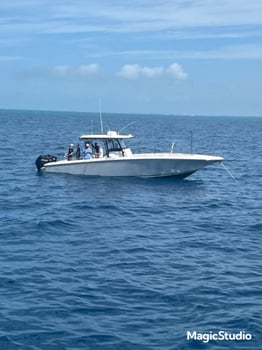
top-left (35, 130), bottom-right (223, 178)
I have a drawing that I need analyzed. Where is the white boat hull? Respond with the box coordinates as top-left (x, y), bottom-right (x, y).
top-left (42, 153), bottom-right (223, 178)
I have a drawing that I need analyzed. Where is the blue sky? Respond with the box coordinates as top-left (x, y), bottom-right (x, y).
top-left (1, 0), bottom-right (262, 116)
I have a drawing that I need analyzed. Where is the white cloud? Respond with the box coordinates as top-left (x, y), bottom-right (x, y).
top-left (118, 64), bottom-right (140, 79)
top-left (141, 66), bottom-right (164, 78)
top-left (53, 64), bottom-right (100, 77)
top-left (1, 0), bottom-right (262, 64)
top-left (2, 1), bottom-right (262, 35)
top-left (46, 0), bottom-right (262, 33)
top-left (117, 64), bottom-right (164, 79)
top-left (118, 63), bottom-right (187, 80)
top-left (167, 63), bottom-right (188, 79)
top-left (159, 29), bottom-right (262, 41)
top-left (78, 64), bottom-right (99, 74)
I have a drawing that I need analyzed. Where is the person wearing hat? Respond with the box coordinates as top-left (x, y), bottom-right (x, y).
top-left (67, 143), bottom-right (74, 161)
top-left (83, 142), bottom-right (92, 159)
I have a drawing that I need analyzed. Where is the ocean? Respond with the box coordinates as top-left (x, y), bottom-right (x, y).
top-left (0, 109), bottom-right (261, 349)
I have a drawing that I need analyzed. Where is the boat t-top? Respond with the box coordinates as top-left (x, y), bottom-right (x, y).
top-left (35, 130), bottom-right (223, 178)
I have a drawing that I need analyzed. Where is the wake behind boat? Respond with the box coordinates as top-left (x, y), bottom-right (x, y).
top-left (35, 130), bottom-right (223, 178)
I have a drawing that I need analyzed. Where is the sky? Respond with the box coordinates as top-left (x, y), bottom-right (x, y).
top-left (1, 0), bottom-right (262, 116)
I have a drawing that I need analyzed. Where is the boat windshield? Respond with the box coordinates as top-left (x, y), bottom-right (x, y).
top-left (81, 137), bottom-right (128, 158)
top-left (104, 138), bottom-right (128, 156)
top-left (106, 138), bottom-right (126, 151)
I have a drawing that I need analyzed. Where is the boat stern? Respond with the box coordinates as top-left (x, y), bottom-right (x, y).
top-left (35, 154), bottom-right (57, 171)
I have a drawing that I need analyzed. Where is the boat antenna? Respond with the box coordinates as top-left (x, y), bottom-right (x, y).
top-left (170, 141), bottom-right (175, 153)
top-left (190, 131), bottom-right (193, 154)
top-left (99, 99), bottom-right (104, 134)
top-left (118, 121), bottom-right (136, 134)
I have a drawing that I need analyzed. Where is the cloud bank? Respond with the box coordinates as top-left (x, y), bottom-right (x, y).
top-left (53, 64), bottom-right (100, 77)
top-left (118, 63), bottom-right (188, 80)
top-left (50, 63), bottom-right (188, 80)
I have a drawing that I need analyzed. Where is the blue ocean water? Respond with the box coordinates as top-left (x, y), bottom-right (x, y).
top-left (0, 109), bottom-right (261, 350)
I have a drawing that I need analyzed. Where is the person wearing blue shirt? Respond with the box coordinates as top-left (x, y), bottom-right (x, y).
top-left (83, 143), bottom-right (92, 159)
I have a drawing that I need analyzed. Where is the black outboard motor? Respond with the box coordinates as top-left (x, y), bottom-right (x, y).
top-left (35, 154), bottom-right (57, 171)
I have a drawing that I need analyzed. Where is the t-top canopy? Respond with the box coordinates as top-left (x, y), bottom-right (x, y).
top-left (79, 130), bottom-right (134, 140)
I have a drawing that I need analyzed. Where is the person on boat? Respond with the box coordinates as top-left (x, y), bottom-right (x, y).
top-left (67, 144), bottom-right (74, 161)
top-left (94, 142), bottom-right (103, 158)
top-left (76, 144), bottom-right (81, 160)
top-left (83, 143), bottom-right (92, 159)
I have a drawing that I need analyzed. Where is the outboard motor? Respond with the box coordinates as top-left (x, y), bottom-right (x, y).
top-left (35, 154), bottom-right (57, 171)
